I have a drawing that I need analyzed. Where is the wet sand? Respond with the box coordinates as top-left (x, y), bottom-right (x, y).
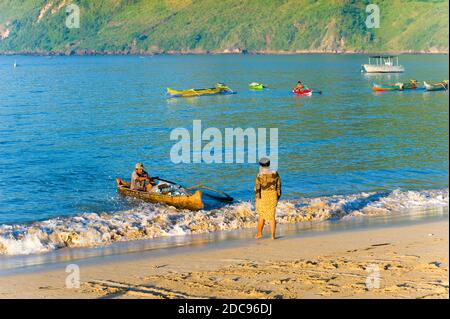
top-left (0, 219), bottom-right (448, 299)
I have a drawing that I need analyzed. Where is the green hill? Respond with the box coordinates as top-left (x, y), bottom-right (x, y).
top-left (0, 0), bottom-right (448, 54)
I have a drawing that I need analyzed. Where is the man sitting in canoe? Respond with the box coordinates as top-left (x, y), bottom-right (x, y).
top-left (116, 162), bottom-right (156, 192)
top-left (131, 162), bottom-right (156, 191)
top-left (294, 81), bottom-right (304, 90)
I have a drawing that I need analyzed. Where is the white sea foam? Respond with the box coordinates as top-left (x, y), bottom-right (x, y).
top-left (0, 188), bottom-right (448, 256)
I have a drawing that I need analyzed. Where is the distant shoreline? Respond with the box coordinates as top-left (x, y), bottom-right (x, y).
top-left (0, 49), bottom-right (448, 57)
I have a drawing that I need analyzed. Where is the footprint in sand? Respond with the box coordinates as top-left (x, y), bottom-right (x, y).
top-left (270, 278), bottom-right (291, 285)
top-left (363, 243), bottom-right (392, 251)
top-left (151, 264), bottom-right (168, 269)
top-left (428, 261), bottom-right (442, 268)
top-left (397, 282), bottom-right (415, 289)
top-left (400, 254), bottom-right (421, 259)
top-left (38, 286), bottom-right (58, 290)
top-left (305, 260), bottom-right (318, 266)
top-left (371, 243), bottom-right (391, 247)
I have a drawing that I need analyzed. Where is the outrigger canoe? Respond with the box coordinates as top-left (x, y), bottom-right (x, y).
top-left (167, 83), bottom-right (234, 98)
top-left (424, 80), bottom-right (448, 91)
top-left (117, 184), bottom-right (204, 211)
top-left (372, 80), bottom-right (418, 92)
top-left (372, 83), bottom-right (401, 91)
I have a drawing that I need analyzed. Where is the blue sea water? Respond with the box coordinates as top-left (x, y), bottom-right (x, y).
top-left (0, 54), bottom-right (448, 225)
top-left (0, 54), bottom-right (448, 256)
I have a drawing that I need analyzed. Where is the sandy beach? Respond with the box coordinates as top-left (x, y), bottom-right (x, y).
top-left (0, 219), bottom-right (448, 299)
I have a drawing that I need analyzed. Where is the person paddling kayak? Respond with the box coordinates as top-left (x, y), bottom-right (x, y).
top-left (292, 80), bottom-right (313, 96)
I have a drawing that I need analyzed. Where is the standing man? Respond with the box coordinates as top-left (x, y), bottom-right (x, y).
top-left (254, 157), bottom-right (281, 240)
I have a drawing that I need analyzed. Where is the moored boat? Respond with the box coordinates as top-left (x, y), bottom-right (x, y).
top-left (372, 80), bottom-right (418, 92)
top-left (116, 183), bottom-right (204, 211)
top-left (361, 55), bottom-right (405, 73)
top-left (167, 83), bottom-right (234, 98)
top-left (249, 82), bottom-right (265, 90)
top-left (372, 83), bottom-right (401, 91)
top-left (423, 80), bottom-right (448, 92)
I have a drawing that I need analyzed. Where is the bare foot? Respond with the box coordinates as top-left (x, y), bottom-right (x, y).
top-left (270, 236), bottom-right (276, 240)
top-left (255, 233), bottom-right (262, 239)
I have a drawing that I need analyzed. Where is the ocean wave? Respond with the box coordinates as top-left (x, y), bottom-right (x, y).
top-left (0, 188), bottom-right (448, 256)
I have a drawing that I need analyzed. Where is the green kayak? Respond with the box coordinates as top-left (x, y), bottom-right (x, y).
top-left (249, 82), bottom-right (265, 90)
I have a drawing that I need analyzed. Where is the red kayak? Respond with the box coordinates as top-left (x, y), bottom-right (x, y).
top-left (292, 88), bottom-right (313, 96)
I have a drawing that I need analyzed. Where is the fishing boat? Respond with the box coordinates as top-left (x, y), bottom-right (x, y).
top-left (249, 82), bottom-right (265, 90)
top-left (167, 83), bottom-right (234, 98)
top-left (423, 80), bottom-right (448, 92)
top-left (116, 183), bottom-right (204, 211)
top-left (362, 56), bottom-right (405, 73)
top-left (292, 88), bottom-right (313, 96)
top-left (372, 80), bottom-right (418, 92)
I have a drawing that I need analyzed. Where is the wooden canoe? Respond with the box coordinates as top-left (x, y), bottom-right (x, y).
top-left (372, 83), bottom-right (401, 91)
top-left (117, 184), bottom-right (204, 211)
top-left (167, 85), bottom-right (234, 98)
top-left (249, 83), bottom-right (264, 90)
top-left (372, 81), bottom-right (417, 91)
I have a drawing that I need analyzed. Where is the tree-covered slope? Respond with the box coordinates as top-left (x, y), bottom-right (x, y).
top-left (0, 0), bottom-right (448, 54)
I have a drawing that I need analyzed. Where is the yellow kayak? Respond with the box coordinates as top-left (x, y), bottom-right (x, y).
top-left (167, 83), bottom-right (234, 98)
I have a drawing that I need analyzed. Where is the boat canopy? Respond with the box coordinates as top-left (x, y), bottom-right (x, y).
top-left (368, 55), bottom-right (400, 66)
